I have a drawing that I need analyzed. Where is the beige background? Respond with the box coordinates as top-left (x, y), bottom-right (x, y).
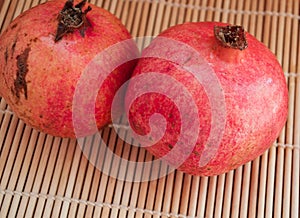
top-left (0, 0), bottom-right (299, 217)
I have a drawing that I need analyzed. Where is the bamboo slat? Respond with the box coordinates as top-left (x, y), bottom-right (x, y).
top-left (0, 0), bottom-right (299, 218)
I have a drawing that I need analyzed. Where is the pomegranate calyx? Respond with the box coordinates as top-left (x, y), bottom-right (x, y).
top-left (214, 25), bottom-right (248, 50)
top-left (55, 0), bottom-right (92, 42)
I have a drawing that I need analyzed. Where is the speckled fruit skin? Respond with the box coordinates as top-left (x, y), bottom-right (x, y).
top-left (125, 22), bottom-right (288, 176)
top-left (0, 0), bottom-right (137, 138)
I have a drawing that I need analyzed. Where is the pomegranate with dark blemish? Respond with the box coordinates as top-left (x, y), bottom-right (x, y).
top-left (0, 0), bottom-right (138, 138)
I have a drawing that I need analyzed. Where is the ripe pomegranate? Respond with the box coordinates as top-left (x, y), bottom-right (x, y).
top-left (125, 22), bottom-right (288, 176)
top-left (0, 0), bottom-right (138, 138)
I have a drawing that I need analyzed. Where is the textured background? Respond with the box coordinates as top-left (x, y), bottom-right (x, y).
top-left (0, 0), bottom-right (299, 217)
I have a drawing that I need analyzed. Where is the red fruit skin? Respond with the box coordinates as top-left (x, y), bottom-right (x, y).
top-left (125, 22), bottom-right (288, 176)
top-left (0, 0), bottom-right (137, 138)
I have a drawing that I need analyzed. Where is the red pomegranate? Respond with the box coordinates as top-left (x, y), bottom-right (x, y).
top-left (125, 22), bottom-right (288, 176)
top-left (0, 0), bottom-right (138, 138)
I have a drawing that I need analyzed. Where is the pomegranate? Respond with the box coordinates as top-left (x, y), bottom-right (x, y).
top-left (125, 22), bottom-right (288, 176)
top-left (0, 0), bottom-right (138, 138)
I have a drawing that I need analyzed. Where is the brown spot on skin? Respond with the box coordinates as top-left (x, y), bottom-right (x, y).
top-left (168, 144), bottom-right (173, 149)
top-left (11, 37), bottom-right (18, 55)
top-left (14, 47), bottom-right (31, 99)
top-left (11, 23), bottom-right (18, 29)
top-left (192, 150), bottom-right (200, 156)
top-left (31, 37), bottom-right (38, 42)
top-left (4, 47), bottom-right (8, 63)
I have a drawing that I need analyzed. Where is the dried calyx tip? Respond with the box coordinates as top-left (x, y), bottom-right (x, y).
top-left (55, 0), bottom-right (92, 42)
top-left (214, 25), bottom-right (248, 50)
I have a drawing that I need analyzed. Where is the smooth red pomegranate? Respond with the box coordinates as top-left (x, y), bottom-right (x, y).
top-left (0, 0), bottom-right (138, 138)
top-left (125, 22), bottom-right (288, 176)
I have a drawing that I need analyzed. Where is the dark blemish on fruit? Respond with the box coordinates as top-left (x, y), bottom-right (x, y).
top-left (11, 23), bottom-right (18, 29)
top-left (4, 47), bottom-right (8, 64)
top-left (214, 25), bottom-right (248, 50)
top-left (30, 37), bottom-right (38, 43)
top-left (193, 150), bottom-right (200, 156)
top-left (14, 47), bottom-right (31, 99)
top-left (168, 144), bottom-right (173, 149)
top-left (11, 37), bottom-right (18, 55)
top-left (55, 0), bottom-right (92, 42)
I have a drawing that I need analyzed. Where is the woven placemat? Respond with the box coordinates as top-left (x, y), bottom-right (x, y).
top-left (0, 0), bottom-right (299, 217)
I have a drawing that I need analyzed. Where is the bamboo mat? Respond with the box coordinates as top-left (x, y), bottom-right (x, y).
top-left (0, 0), bottom-right (299, 217)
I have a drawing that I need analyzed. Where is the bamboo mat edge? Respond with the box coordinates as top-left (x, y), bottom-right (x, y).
top-left (0, 0), bottom-right (299, 218)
